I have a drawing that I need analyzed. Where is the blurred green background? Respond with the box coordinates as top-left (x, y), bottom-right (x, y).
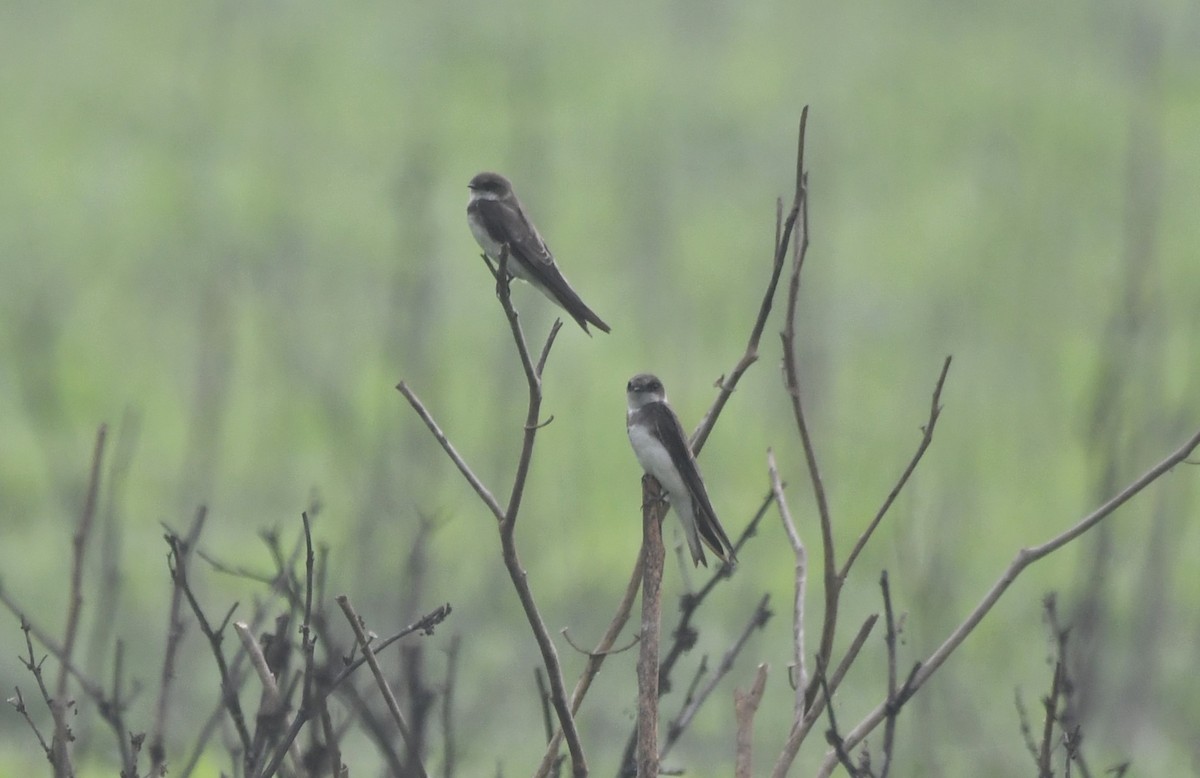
top-left (2, 0), bottom-right (1199, 775)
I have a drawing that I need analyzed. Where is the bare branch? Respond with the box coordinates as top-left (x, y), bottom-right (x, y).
top-left (636, 476), bottom-right (668, 778)
top-left (336, 595), bottom-right (429, 778)
top-left (734, 664), bottom-right (769, 778)
top-left (840, 356), bottom-right (952, 579)
top-left (232, 621), bottom-right (305, 776)
top-left (690, 106), bottom-right (810, 456)
top-left (165, 532), bottom-right (253, 759)
top-left (150, 506), bottom-right (207, 773)
top-left (395, 381), bottom-right (505, 522)
top-left (769, 448), bottom-right (808, 716)
top-left (812, 426), bottom-right (1200, 777)
top-left (259, 603), bottom-right (452, 778)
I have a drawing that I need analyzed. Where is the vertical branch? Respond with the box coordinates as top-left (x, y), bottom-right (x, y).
top-left (493, 246), bottom-right (588, 776)
top-left (768, 449), bottom-right (808, 716)
top-left (636, 476), bottom-right (667, 778)
top-left (734, 664), bottom-right (769, 778)
top-left (51, 424), bottom-right (107, 776)
top-left (150, 506), bottom-right (208, 773)
top-left (777, 110), bottom-right (837, 700)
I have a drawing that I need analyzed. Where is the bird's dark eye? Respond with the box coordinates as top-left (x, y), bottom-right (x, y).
top-left (626, 381), bottom-right (634, 391)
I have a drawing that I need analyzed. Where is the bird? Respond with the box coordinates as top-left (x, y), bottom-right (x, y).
top-left (467, 171), bottom-right (611, 335)
top-left (625, 373), bottom-right (736, 567)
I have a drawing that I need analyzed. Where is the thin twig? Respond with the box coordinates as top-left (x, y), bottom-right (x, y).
top-left (840, 356), bottom-right (952, 579)
top-left (691, 105), bottom-right (810, 456)
top-left (772, 613), bottom-right (878, 776)
top-left (51, 425), bottom-right (107, 777)
top-left (151, 506), bottom-right (207, 773)
top-left (769, 448), bottom-right (808, 716)
top-left (165, 533), bottom-right (254, 759)
top-left (395, 382), bottom-right (505, 522)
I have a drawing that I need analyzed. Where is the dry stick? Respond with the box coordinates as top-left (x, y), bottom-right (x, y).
top-left (150, 506), bottom-right (208, 773)
top-left (771, 357), bottom-right (950, 769)
top-left (338, 683), bottom-right (406, 776)
top-left (178, 605), bottom-right (270, 778)
top-left (691, 106), bottom-right (809, 457)
top-left (1037, 661), bottom-right (1063, 778)
top-left (258, 603), bottom-right (452, 778)
top-left (14, 619), bottom-right (57, 765)
top-left (878, 570), bottom-right (917, 778)
top-left (635, 476), bottom-right (668, 778)
top-left (660, 594), bottom-right (772, 764)
top-left (233, 621), bottom-right (305, 776)
top-left (394, 384), bottom-right (505, 522)
top-left (51, 424), bottom-right (107, 777)
top-left (733, 664), bottom-right (769, 778)
top-left (336, 595), bottom-right (429, 778)
top-left (768, 448), bottom-right (808, 718)
top-left (816, 663), bottom-right (858, 776)
top-left (810, 426), bottom-right (1200, 778)
top-left (777, 109), bottom-right (840, 711)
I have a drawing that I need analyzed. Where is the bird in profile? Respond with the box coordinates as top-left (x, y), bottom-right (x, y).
top-left (467, 171), bottom-right (611, 335)
top-left (626, 373), bottom-right (737, 567)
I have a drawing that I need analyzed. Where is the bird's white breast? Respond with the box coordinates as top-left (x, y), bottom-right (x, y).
top-left (627, 423), bottom-right (688, 499)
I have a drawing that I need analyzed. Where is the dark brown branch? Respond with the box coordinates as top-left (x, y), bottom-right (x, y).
top-left (50, 424), bottom-right (107, 776)
top-left (401, 243), bottom-right (582, 776)
top-left (150, 506), bottom-right (207, 773)
top-left (165, 532), bottom-right (253, 760)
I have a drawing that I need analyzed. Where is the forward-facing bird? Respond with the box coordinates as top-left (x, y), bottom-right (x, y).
top-left (467, 171), bottom-right (610, 335)
top-left (626, 373), bottom-right (736, 567)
